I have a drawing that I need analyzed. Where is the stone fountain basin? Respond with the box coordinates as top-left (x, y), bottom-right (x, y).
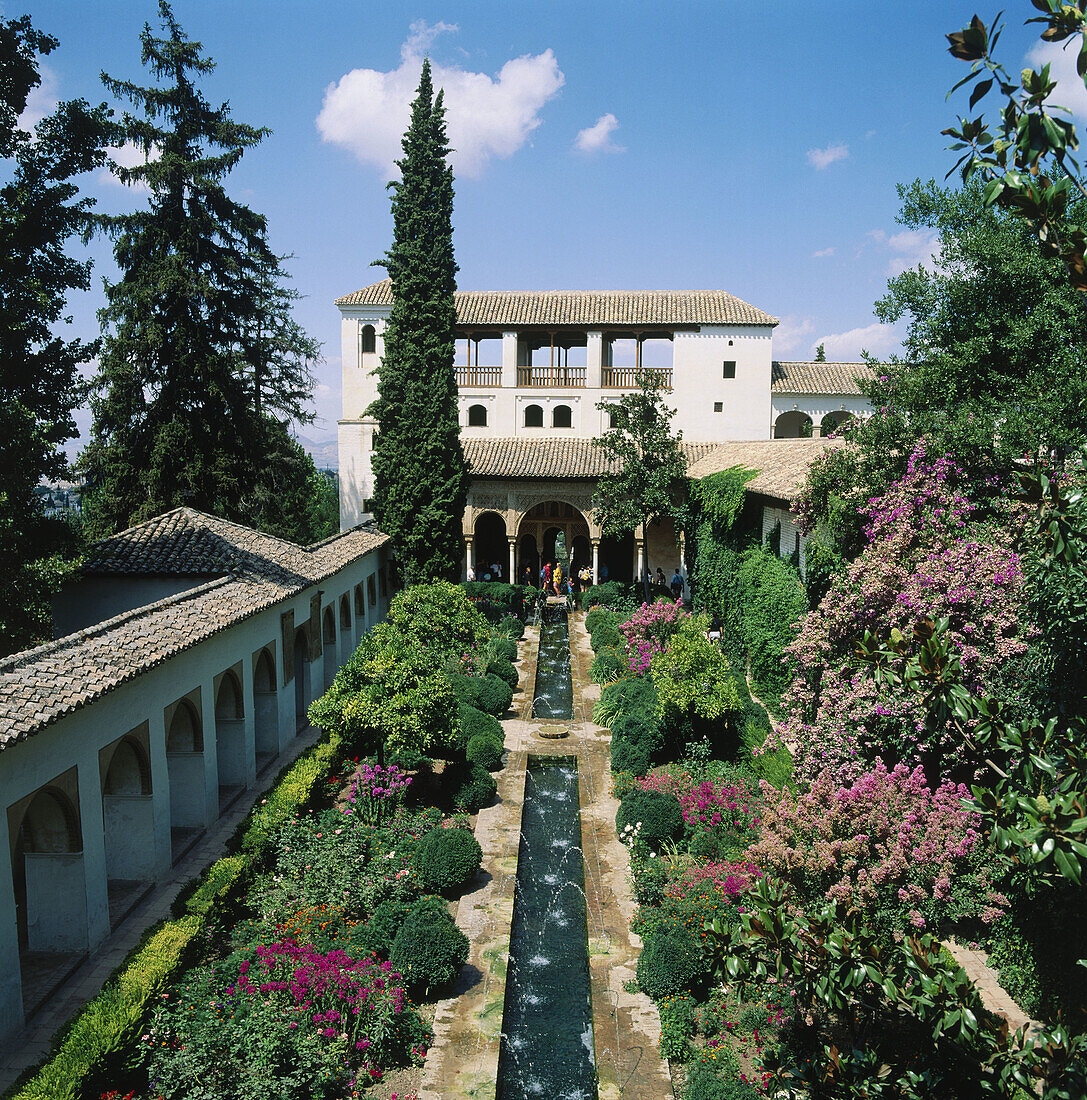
top-left (537, 724), bottom-right (569, 739)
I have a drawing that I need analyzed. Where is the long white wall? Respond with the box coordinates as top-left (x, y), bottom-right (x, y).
top-left (0, 546), bottom-right (391, 1041)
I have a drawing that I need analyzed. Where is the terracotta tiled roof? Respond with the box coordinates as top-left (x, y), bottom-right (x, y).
top-left (772, 361), bottom-right (874, 395)
top-left (687, 437), bottom-right (846, 503)
top-left (0, 510), bottom-right (388, 748)
top-left (464, 438), bottom-right (721, 479)
top-left (336, 278), bottom-right (778, 327)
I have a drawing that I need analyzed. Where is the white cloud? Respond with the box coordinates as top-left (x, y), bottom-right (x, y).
top-left (774, 314), bottom-right (816, 354)
top-left (868, 227), bottom-right (940, 275)
top-left (812, 246), bottom-right (835, 258)
top-left (574, 112), bottom-right (625, 154)
top-left (96, 141), bottom-right (159, 192)
top-left (17, 63), bottom-right (58, 131)
top-left (317, 21), bottom-right (565, 178)
top-left (1026, 40), bottom-right (1087, 121)
top-left (815, 321), bottom-right (900, 359)
top-left (807, 142), bottom-right (849, 169)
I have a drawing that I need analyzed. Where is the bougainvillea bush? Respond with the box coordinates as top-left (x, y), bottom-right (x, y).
top-left (773, 442), bottom-right (1031, 785)
top-left (143, 939), bottom-right (429, 1100)
top-left (747, 761), bottom-right (1006, 935)
top-left (620, 600), bottom-right (690, 672)
top-left (635, 769), bottom-right (760, 858)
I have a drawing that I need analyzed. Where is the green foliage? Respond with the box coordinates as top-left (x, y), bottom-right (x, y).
top-left (658, 993), bottom-right (695, 1062)
top-left (485, 655), bottom-right (518, 689)
top-left (683, 1063), bottom-right (756, 1100)
top-left (416, 825), bottom-right (483, 894)
top-left (616, 790), bottom-right (685, 851)
top-left (370, 60), bottom-right (466, 582)
top-left (580, 580), bottom-right (637, 613)
top-left (80, 3), bottom-right (320, 538)
top-left (389, 905), bottom-right (470, 995)
top-left (650, 617), bottom-right (742, 727)
top-left (450, 761), bottom-right (497, 814)
top-left (308, 623), bottom-right (456, 758)
top-left (387, 580), bottom-right (488, 659)
top-left (0, 14), bottom-right (112, 655)
top-left (593, 370), bottom-right (689, 599)
top-left (455, 703), bottom-right (503, 754)
top-left (489, 634), bottom-right (518, 662)
top-left (472, 672), bottom-right (513, 717)
top-left (590, 617), bottom-right (621, 652)
top-left (636, 931), bottom-right (708, 1001)
top-left (466, 732), bottom-right (504, 771)
top-left (590, 645), bottom-right (625, 684)
top-left (497, 613), bottom-right (525, 640)
top-left (584, 606), bottom-right (613, 635)
top-left (610, 711), bottom-right (665, 777)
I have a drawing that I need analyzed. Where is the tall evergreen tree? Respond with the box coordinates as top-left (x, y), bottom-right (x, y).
top-left (370, 60), bottom-right (467, 583)
top-left (80, 2), bottom-right (320, 539)
top-left (0, 15), bottom-right (112, 655)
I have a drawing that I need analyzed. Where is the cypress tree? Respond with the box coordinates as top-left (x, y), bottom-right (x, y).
top-left (80, 2), bottom-right (320, 539)
top-left (370, 60), bottom-right (467, 583)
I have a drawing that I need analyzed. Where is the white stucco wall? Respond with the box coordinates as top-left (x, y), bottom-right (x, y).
top-left (771, 391), bottom-right (871, 435)
top-left (761, 501), bottom-right (807, 576)
top-left (0, 542), bottom-right (392, 1041)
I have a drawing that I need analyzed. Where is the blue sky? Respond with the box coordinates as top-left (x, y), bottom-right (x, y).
top-left (13, 1), bottom-right (1074, 452)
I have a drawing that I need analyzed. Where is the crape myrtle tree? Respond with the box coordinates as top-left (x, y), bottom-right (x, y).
top-left (592, 369), bottom-right (688, 601)
top-left (369, 60), bottom-right (467, 584)
top-left (80, 1), bottom-right (326, 543)
top-left (0, 15), bottom-right (113, 656)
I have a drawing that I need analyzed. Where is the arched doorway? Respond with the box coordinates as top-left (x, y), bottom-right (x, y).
top-left (101, 734), bottom-right (155, 927)
top-left (519, 532), bottom-right (539, 585)
top-left (294, 628), bottom-right (311, 733)
top-left (820, 410), bottom-right (852, 435)
top-left (519, 501), bottom-right (593, 587)
top-left (339, 595), bottom-right (352, 663)
top-left (214, 672), bottom-right (246, 813)
top-left (166, 699), bottom-right (206, 860)
top-left (322, 606), bottom-right (337, 690)
top-left (774, 410), bottom-right (813, 438)
top-left (253, 647), bottom-right (278, 771)
top-left (599, 531), bottom-right (635, 583)
top-left (13, 786), bottom-right (86, 963)
top-left (474, 511), bottom-right (508, 581)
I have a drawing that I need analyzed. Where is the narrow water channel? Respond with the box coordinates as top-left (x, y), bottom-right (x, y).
top-left (530, 602), bottom-right (574, 720)
top-left (496, 754), bottom-right (598, 1100)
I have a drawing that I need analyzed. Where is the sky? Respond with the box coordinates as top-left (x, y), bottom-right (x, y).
top-left (11, 0), bottom-right (1083, 459)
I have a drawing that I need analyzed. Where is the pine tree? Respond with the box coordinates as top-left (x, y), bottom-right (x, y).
top-left (0, 15), bottom-right (112, 655)
top-left (80, 2), bottom-right (320, 539)
top-left (370, 60), bottom-right (467, 583)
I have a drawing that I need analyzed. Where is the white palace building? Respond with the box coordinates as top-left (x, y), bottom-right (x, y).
top-left (336, 279), bottom-right (873, 581)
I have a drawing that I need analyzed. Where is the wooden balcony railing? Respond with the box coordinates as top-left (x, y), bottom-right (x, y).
top-left (515, 365), bottom-right (587, 387)
top-left (601, 366), bottom-right (672, 389)
top-left (454, 365), bottom-right (502, 387)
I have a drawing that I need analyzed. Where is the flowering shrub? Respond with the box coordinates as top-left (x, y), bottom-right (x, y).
top-left (144, 940), bottom-right (430, 1099)
top-left (747, 762), bottom-right (1005, 931)
top-left (343, 763), bottom-right (412, 825)
top-left (650, 615), bottom-right (742, 727)
top-left (620, 600), bottom-right (690, 671)
top-left (635, 771), bottom-right (760, 846)
top-left (772, 442), bottom-right (1031, 784)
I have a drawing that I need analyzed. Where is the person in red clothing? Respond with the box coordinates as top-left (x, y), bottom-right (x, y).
top-left (543, 560), bottom-right (552, 589)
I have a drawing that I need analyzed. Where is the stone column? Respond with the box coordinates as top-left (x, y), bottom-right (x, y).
top-left (501, 331), bottom-right (518, 388)
top-left (591, 539), bottom-right (600, 585)
top-left (635, 524), bottom-right (645, 583)
top-left (586, 331), bottom-right (603, 389)
top-left (508, 537), bottom-right (517, 585)
top-left (464, 536), bottom-right (474, 581)
top-left (678, 529), bottom-right (687, 575)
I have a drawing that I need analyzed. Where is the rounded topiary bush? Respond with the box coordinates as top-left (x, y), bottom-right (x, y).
top-left (474, 672), bottom-right (513, 717)
top-left (449, 672), bottom-right (479, 707)
top-left (390, 905), bottom-right (470, 994)
top-left (611, 710), bottom-right (664, 755)
top-left (584, 606), bottom-right (612, 635)
top-left (636, 930), bottom-right (708, 1000)
top-left (359, 893), bottom-right (444, 957)
top-left (490, 636), bottom-right (518, 663)
top-left (590, 645), bottom-right (625, 684)
top-left (498, 614), bottom-right (524, 641)
top-left (615, 789), bottom-right (684, 850)
top-left (610, 734), bottom-right (651, 777)
top-left (417, 825), bottom-right (483, 893)
top-left (456, 703), bottom-right (503, 752)
top-left (454, 761), bottom-right (498, 813)
top-left (590, 619), bottom-right (621, 652)
top-left (466, 732), bottom-right (504, 771)
top-left (486, 656), bottom-right (518, 689)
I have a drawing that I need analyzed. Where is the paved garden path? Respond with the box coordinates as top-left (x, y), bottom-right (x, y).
top-left (419, 609), bottom-right (673, 1100)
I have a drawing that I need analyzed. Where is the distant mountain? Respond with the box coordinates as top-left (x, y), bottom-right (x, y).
top-left (294, 433), bottom-right (339, 471)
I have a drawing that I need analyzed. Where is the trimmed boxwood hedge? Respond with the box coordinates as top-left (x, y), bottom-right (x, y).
top-left (636, 930), bottom-right (709, 1000)
top-left (615, 789), bottom-right (684, 850)
top-left (390, 906), bottom-right (470, 994)
top-left (590, 618), bottom-right (621, 652)
top-left (474, 672), bottom-right (513, 717)
top-left (486, 655), bottom-right (518, 689)
top-left (417, 825), bottom-right (483, 893)
top-left (497, 613), bottom-right (524, 641)
top-left (456, 703), bottom-right (503, 752)
top-left (490, 635), bottom-right (518, 662)
top-left (466, 732), bottom-right (504, 771)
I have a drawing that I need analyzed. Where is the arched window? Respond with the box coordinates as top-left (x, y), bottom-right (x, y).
top-left (360, 324), bottom-right (376, 354)
top-left (524, 404), bottom-right (544, 428)
top-left (552, 404), bottom-right (572, 428)
top-left (468, 403), bottom-right (488, 427)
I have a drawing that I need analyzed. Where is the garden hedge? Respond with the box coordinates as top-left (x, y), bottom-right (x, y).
top-left (474, 672), bottom-right (513, 717)
top-left (466, 732), bottom-right (504, 771)
top-left (616, 789), bottom-right (685, 850)
top-left (390, 907), bottom-right (470, 994)
top-left (417, 826), bottom-right (483, 893)
top-left (636, 930), bottom-right (709, 1001)
top-left (490, 635), bottom-right (518, 662)
top-left (486, 655), bottom-right (518, 689)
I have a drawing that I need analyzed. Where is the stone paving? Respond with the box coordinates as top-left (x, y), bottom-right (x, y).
top-left (0, 725), bottom-right (322, 1095)
top-left (419, 607), bottom-right (673, 1099)
top-left (944, 938), bottom-right (1040, 1038)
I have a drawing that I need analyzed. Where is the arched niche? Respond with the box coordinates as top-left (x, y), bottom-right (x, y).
top-left (820, 410), bottom-right (853, 435)
top-left (214, 669), bottom-right (247, 810)
top-left (774, 410), bottom-right (814, 438)
top-left (467, 403), bottom-right (488, 427)
top-left (294, 628), bottom-right (311, 732)
top-left (165, 696), bottom-right (207, 845)
top-left (552, 404), bottom-right (572, 428)
top-left (322, 606), bottom-right (337, 690)
top-left (524, 403), bottom-right (543, 428)
top-left (253, 646), bottom-right (279, 770)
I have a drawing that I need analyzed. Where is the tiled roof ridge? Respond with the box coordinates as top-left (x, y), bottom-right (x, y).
top-left (302, 518), bottom-right (382, 554)
top-left (773, 359), bottom-right (869, 366)
top-left (0, 575), bottom-right (234, 673)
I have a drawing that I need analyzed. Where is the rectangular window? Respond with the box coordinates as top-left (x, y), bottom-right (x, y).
top-left (722, 361), bottom-right (736, 379)
top-left (367, 575), bottom-right (377, 606)
top-left (713, 401), bottom-right (723, 412)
